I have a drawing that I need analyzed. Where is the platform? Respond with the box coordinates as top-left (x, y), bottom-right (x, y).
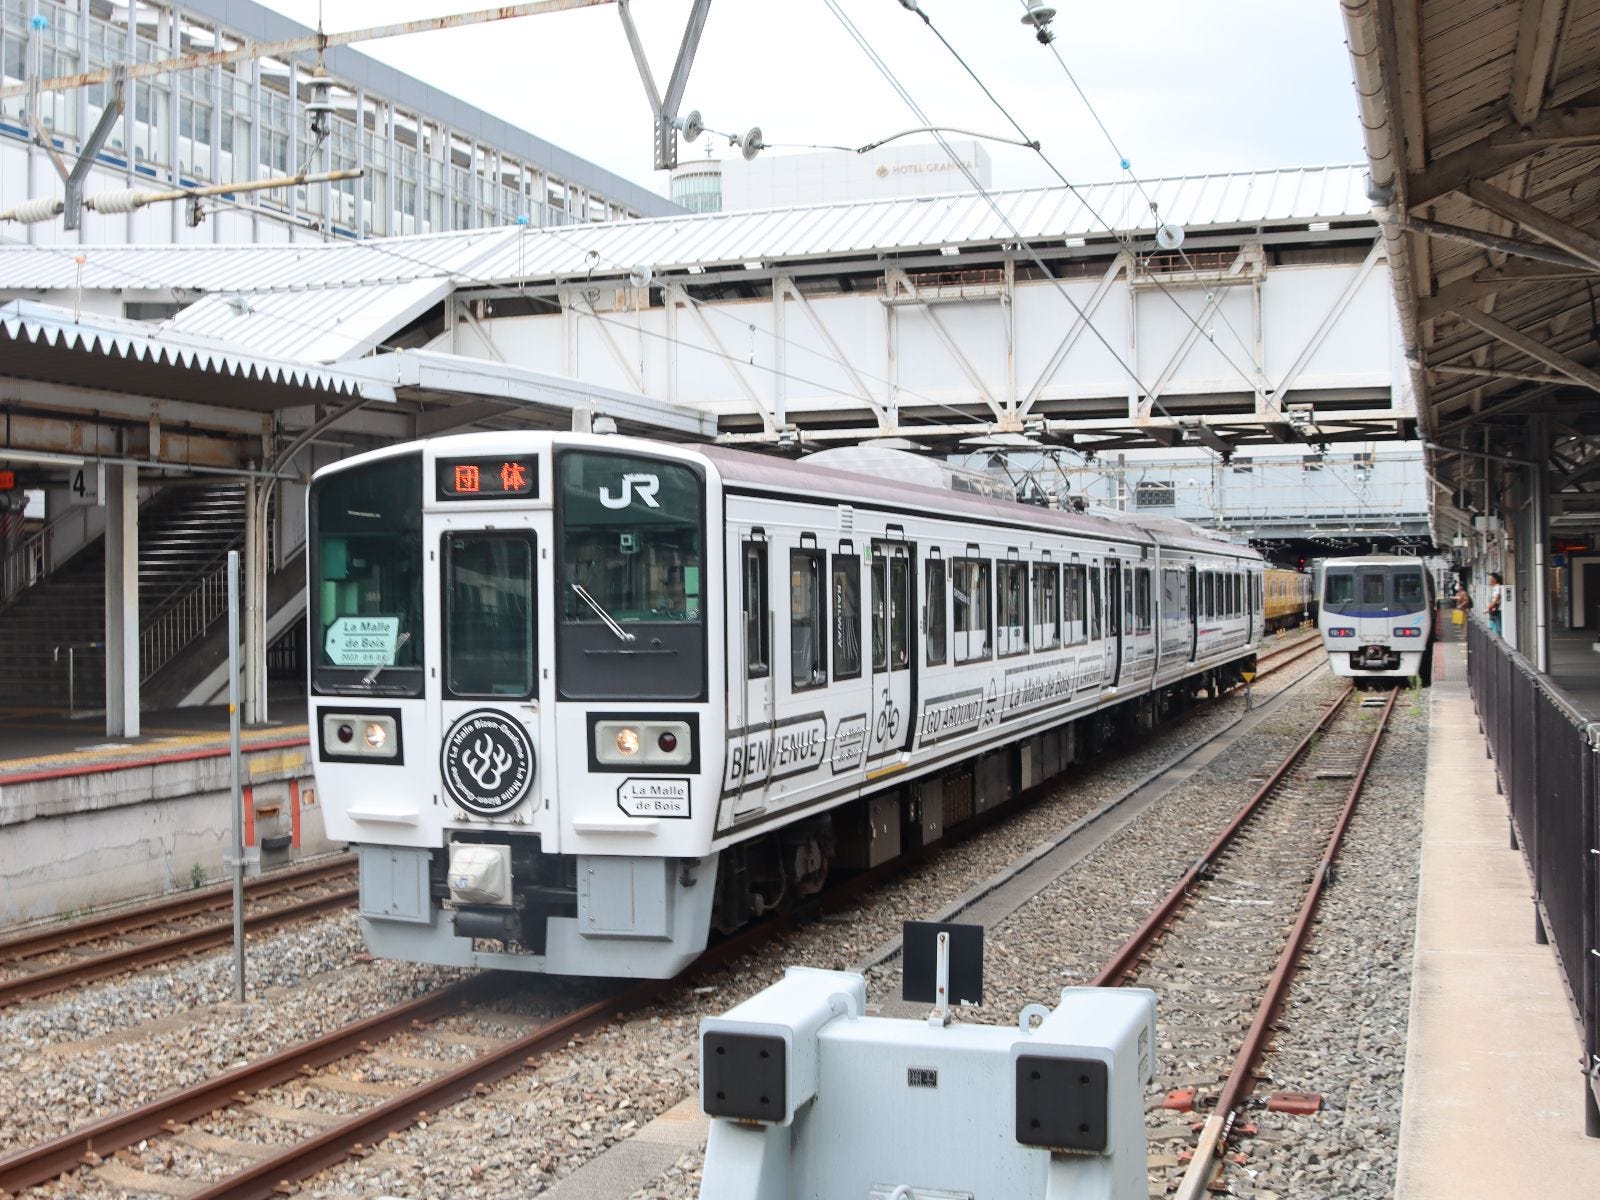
top-left (1396, 639), bottom-right (1600, 1197)
top-left (1546, 626), bottom-right (1600, 721)
top-left (0, 697), bottom-right (324, 928)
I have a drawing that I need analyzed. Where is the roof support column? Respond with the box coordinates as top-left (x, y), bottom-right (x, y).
top-left (103, 464), bottom-right (139, 738)
top-left (1530, 413), bottom-right (1551, 673)
top-left (243, 476), bottom-right (268, 725)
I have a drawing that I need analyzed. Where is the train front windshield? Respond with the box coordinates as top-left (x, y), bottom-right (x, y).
top-left (309, 452), bottom-right (425, 696)
top-left (1323, 563), bottom-right (1427, 618)
top-left (556, 450), bottom-right (705, 700)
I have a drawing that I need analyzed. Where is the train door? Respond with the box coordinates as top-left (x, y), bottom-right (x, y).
top-left (1105, 558), bottom-right (1123, 687)
top-left (1188, 564), bottom-right (1199, 661)
top-left (435, 512), bottom-right (546, 832)
top-left (733, 531), bottom-right (772, 816)
top-left (869, 538), bottom-right (914, 760)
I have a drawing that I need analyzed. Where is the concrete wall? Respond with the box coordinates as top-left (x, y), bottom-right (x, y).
top-left (0, 740), bottom-right (335, 929)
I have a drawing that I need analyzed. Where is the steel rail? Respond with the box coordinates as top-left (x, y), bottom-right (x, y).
top-left (0, 857), bottom-right (353, 964)
top-left (2, 655), bottom-right (1325, 1198)
top-left (0, 977), bottom-right (497, 1195)
top-left (0, 888), bottom-right (356, 1007)
top-left (6, 882), bottom-right (815, 1200)
top-left (1090, 683), bottom-right (1356, 988)
top-left (1254, 633), bottom-right (1322, 678)
top-left (1173, 686), bottom-right (1399, 1200)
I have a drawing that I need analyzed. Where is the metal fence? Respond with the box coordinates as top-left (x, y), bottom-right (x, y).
top-left (1467, 618), bottom-right (1600, 1135)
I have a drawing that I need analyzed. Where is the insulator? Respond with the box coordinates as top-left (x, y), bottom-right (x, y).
top-left (7, 196), bottom-right (63, 224)
top-left (85, 189), bottom-right (148, 215)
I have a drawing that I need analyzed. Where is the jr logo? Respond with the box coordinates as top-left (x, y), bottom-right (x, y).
top-left (599, 473), bottom-right (661, 510)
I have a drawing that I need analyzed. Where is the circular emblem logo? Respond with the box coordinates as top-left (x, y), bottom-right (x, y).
top-left (875, 164), bottom-right (889, 178)
top-left (440, 709), bottom-right (535, 816)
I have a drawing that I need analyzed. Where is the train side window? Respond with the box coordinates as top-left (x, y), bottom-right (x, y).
top-left (889, 552), bottom-right (911, 671)
top-left (1064, 563), bottom-right (1086, 645)
top-left (1135, 568), bottom-right (1153, 635)
top-left (743, 541), bottom-right (769, 678)
top-left (444, 532), bottom-right (535, 698)
top-left (790, 548), bottom-right (827, 691)
top-left (1034, 563), bottom-right (1060, 649)
top-left (871, 555), bottom-right (889, 672)
top-left (953, 557), bottom-right (992, 663)
top-left (998, 561), bottom-right (1029, 656)
top-left (925, 558), bottom-right (948, 666)
top-left (1089, 565), bottom-right (1102, 640)
top-left (833, 553), bottom-right (862, 679)
top-left (1203, 571), bottom-right (1215, 619)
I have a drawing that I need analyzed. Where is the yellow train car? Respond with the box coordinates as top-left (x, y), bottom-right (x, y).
top-left (1263, 567), bottom-right (1314, 631)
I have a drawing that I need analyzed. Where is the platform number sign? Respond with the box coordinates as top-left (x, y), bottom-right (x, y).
top-left (67, 466), bottom-right (99, 505)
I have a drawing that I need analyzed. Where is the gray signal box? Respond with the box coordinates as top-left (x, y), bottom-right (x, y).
top-left (697, 966), bottom-right (1157, 1200)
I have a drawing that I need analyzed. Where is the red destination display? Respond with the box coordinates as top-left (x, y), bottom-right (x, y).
top-left (437, 456), bottom-right (537, 501)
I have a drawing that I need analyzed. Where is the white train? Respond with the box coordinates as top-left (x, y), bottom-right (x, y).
top-left (1317, 554), bottom-right (1436, 686)
top-left (308, 433), bottom-right (1264, 979)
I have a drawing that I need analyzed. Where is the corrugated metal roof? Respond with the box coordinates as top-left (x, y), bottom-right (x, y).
top-left (163, 278), bottom-right (452, 364)
top-left (0, 166), bottom-right (1371, 294)
top-left (0, 299), bottom-right (393, 406)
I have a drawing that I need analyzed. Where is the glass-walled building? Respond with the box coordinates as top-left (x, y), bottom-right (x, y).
top-left (0, 0), bottom-right (678, 245)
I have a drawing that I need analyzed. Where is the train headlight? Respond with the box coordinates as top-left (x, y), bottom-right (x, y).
top-left (320, 711), bottom-right (400, 761)
top-left (1328, 627), bottom-right (1355, 638)
top-left (593, 718), bottom-right (695, 768)
top-left (1394, 627), bottom-right (1421, 638)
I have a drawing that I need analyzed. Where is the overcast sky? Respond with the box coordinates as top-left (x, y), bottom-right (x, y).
top-left (263, 0), bottom-right (1366, 196)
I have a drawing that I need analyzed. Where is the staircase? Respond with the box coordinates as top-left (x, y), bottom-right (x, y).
top-left (0, 485), bottom-right (246, 710)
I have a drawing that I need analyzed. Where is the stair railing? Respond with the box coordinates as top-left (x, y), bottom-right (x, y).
top-left (139, 557), bottom-right (231, 683)
top-left (3, 504), bottom-right (93, 608)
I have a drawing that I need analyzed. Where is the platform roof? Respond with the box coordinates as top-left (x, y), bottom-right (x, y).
top-left (1343, 0), bottom-right (1600, 517)
top-left (0, 299), bottom-right (391, 409)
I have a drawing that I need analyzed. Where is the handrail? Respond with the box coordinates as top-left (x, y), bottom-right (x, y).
top-left (1, 504), bottom-right (91, 607)
top-left (139, 561), bottom-right (230, 683)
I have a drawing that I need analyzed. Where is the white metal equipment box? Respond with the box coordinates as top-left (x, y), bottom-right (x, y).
top-left (698, 967), bottom-right (1157, 1200)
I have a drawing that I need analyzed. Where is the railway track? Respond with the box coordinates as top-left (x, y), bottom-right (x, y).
top-left (0, 645), bottom-right (1334, 1199)
top-left (1095, 682), bottom-right (1398, 1195)
top-left (1254, 627), bottom-right (1321, 677)
top-left (0, 858), bottom-right (356, 1008)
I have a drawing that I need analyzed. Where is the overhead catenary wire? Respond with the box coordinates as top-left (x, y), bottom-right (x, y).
top-left (885, 0), bottom-right (1383, 522)
top-left (898, 0), bottom-right (1267, 411)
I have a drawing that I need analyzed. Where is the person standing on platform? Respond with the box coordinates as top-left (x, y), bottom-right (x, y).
top-left (1487, 572), bottom-right (1504, 637)
top-left (1452, 579), bottom-right (1472, 637)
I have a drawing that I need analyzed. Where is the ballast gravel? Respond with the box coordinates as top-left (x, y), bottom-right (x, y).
top-left (2, 650), bottom-right (1384, 1200)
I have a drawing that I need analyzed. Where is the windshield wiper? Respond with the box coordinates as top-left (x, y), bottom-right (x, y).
top-left (361, 631), bottom-right (411, 685)
top-left (571, 584), bottom-right (636, 643)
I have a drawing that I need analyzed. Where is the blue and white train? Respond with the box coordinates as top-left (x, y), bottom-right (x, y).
top-left (1317, 554), bottom-right (1436, 686)
top-left (308, 433), bottom-right (1265, 979)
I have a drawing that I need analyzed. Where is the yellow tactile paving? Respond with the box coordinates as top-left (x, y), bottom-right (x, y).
top-left (0, 724), bottom-right (310, 776)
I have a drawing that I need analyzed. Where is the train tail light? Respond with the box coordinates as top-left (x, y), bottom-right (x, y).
top-left (1327, 627), bottom-right (1355, 638)
top-left (1393, 627), bottom-right (1421, 638)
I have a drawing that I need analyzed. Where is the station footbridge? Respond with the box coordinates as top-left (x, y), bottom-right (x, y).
top-left (0, 164), bottom-right (1411, 733)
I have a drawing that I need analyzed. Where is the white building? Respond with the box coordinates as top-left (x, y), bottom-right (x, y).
top-left (1, 0), bottom-right (678, 248)
top-left (671, 139), bottom-right (992, 213)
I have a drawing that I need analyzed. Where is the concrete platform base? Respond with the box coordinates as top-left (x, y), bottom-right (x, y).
top-left (1396, 641), bottom-right (1600, 1197)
